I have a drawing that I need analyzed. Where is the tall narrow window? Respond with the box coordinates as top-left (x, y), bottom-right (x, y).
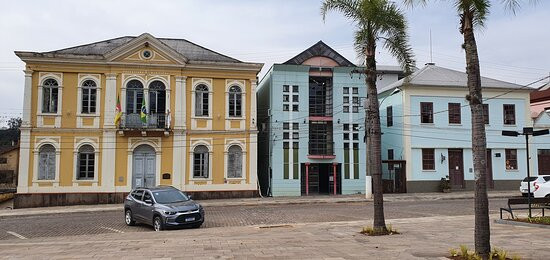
top-left (420, 102), bottom-right (434, 124)
top-left (387, 106), bottom-right (393, 127)
top-left (81, 80), bottom-right (97, 114)
top-left (388, 149), bottom-right (394, 160)
top-left (77, 145), bottom-right (95, 180)
top-left (195, 84), bottom-right (209, 117)
top-left (193, 145), bottom-right (209, 178)
top-left (448, 103), bottom-right (461, 124)
top-left (503, 104), bottom-right (516, 125)
top-left (126, 80), bottom-right (144, 114)
top-left (149, 81), bottom-right (166, 115)
top-left (422, 148), bottom-right (435, 170)
top-left (42, 79), bottom-right (59, 113)
top-left (227, 145), bottom-right (242, 178)
top-left (228, 85), bottom-right (242, 117)
top-left (38, 144), bottom-right (56, 180)
top-left (505, 149), bottom-right (518, 170)
top-left (483, 104), bottom-right (489, 124)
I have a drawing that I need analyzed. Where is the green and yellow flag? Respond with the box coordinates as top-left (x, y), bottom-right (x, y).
top-left (140, 98), bottom-right (147, 123)
top-left (114, 95), bottom-right (122, 126)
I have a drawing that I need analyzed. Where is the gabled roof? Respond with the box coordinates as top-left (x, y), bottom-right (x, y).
top-left (16, 33), bottom-right (245, 64)
top-left (379, 63), bottom-right (527, 94)
top-left (283, 41), bottom-right (355, 67)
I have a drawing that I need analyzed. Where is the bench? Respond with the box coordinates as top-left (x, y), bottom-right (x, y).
top-left (500, 197), bottom-right (550, 219)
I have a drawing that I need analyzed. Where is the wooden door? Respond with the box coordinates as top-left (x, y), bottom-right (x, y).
top-left (486, 149), bottom-right (494, 189)
top-left (448, 149), bottom-right (464, 189)
top-left (538, 149), bottom-right (550, 175)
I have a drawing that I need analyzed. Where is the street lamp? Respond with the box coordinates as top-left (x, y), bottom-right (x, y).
top-left (502, 127), bottom-right (550, 218)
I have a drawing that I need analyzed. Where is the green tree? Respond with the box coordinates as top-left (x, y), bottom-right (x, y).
top-left (8, 117), bottom-right (22, 130)
top-left (403, 0), bottom-right (536, 258)
top-left (321, 0), bottom-right (415, 233)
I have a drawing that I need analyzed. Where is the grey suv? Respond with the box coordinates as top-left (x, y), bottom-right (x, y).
top-left (124, 186), bottom-right (204, 231)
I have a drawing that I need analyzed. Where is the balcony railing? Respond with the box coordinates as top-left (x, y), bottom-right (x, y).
top-left (308, 141), bottom-right (334, 156)
top-left (120, 113), bottom-right (167, 130)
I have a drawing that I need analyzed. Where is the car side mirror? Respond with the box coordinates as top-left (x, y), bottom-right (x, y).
top-left (144, 199), bottom-right (153, 204)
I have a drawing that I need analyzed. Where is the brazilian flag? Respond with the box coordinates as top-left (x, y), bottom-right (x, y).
top-left (140, 98), bottom-right (147, 123)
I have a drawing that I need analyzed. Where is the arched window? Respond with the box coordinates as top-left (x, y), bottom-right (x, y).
top-left (148, 81), bottom-right (166, 115)
top-left (81, 80), bottom-right (97, 114)
top-left (42, 79), bottom-right (59, 113)
top-left (77, 145), bottom-right (95, 180)
top-left (126, 80), bottom-right (144, 114)
top-left (227, 145), bottom-right (242, 178)
top-left (38, 144), bottom-right (56, 180)
top-left (195, 84), bottom-right (209, 116)
top-left (228, 85), bottom-right (242, 117)
top-left (193, 145), bottom-right (209, 178)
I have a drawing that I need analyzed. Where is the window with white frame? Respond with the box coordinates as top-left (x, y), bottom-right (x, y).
top-left (227, 145), bottom-right (242, 178)
top-left (81, 80), bottom-right (97, 114)
top-left (228, 85), bottom-right (242, 117)
top-left (42, 79), bottom-right (59, 113)
top-left (195, 84), bottom-right (209, 117)
top-left (77, 145), bottom-right (95, 180)
top-left (126, 80), bottom-right (144, 114)
top-left (193, 145), bottom-right (209, 178)
top-left (38, 144), bottom-right (56, 180)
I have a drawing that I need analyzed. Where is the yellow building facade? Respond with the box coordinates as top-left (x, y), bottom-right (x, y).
top-left (14, 33), bottom-right (262, 208)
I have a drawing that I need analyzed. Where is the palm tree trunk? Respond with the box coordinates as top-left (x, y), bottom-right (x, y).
top-left (365, 41), bottom-right (386, 231)
top-left (462, 12), bottom-right (490, 259)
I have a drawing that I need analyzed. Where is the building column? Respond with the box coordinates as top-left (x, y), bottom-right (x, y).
top-left (249, 133), bottom-right (258, 187)
top-left (174, 76), bottom-right (187, 130)
top-left (172, 133), bottom-right (186, 190)
top-left (104, 74), bottom-right (117, 128)
top-left (17, 130), bottom-right (31, 193)
top-left (250, 79), bottom-right (257, 129)
top-left (333, 163), bottom-right (337, 195)
top-left (305, 163), bottom-right (310, 195)
top-left (101, 130), bottom-right (117, 191)
top-left (22, 70), bottom-right (33, 127)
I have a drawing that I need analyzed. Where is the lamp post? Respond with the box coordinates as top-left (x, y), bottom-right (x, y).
top-left (502, 127), bottom-right (550, 218)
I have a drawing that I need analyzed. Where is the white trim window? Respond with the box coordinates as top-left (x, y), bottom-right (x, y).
top-left (38, 144), bottom-right (56, 180)
top-left (126, 80), bottom-right (144, 114)
top-left (193, 145), bottom-right (209, 178)
top-left (227, 145), bottom-right (243, 178)
top-left (81, 80), bottom-right (97, 114)
top-left (77, 145), bottom-right (95, 180)
top-left (42, 79), bottom-right (59, 113)
top-left (228, 85), bottom-right (242, 117)
top-left (195, 84), bottom-right (209, 116)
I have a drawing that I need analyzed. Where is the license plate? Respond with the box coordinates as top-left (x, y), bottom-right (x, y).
top-left (185, 217), bottom-right (195, 222)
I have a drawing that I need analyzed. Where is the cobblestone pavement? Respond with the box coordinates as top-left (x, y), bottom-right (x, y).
top-left (0, 214), bottom-right (547, 259)
top-left (0, 198), bottom-right (508, 241)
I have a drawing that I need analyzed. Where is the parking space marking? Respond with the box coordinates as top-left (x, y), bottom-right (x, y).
top-left (6, 231), bottom-right (27, 240)
top-left (100, 227), bottom-right (124, 233)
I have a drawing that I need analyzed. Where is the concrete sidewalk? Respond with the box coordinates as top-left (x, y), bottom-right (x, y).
top-left (0, 190), bottom-right (517, 218)
top-left (0, 214), bottom-right (546, 259)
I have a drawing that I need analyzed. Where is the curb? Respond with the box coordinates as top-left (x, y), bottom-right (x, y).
top-left (494, 219), bottom-right (550, 229)
top-left (0, 192), bottom-right (514, 219)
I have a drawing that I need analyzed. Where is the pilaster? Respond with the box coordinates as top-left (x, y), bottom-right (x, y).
top-left (22, 70), bottom-right (33, 127)
top-left (104, 73), bottom-right (118, 128)
top-left (174, 76), bottom-right (187, 130)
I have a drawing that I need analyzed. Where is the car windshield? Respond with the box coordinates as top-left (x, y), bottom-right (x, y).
top-left (523, 177), bottom-right (537, 182)
top-left (152, 190), bottom-right (189, 204)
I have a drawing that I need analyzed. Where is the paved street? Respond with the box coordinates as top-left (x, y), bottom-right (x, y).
top-left (0, 213), bottom-right (548, 260)
top-left (0, 198), bottom-right (508, 241)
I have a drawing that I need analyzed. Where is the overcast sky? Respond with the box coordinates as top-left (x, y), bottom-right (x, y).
top-left (1, 0), bottom-right (548, 126)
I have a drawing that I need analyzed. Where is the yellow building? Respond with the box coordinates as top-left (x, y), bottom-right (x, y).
top-left (14, 33), bottom-right (263, 208)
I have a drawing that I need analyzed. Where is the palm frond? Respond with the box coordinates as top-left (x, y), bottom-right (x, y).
top-left (321, 0), bottom-right (361, 22)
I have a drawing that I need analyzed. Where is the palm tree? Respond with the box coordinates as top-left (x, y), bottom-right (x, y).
top-left (403, 0), bottom-right (535, 258)
top-left (321, 0), bottom-right (415, 233)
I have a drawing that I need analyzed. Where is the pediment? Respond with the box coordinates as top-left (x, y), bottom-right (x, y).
top-left (105, 33), bottom-right (187, 65)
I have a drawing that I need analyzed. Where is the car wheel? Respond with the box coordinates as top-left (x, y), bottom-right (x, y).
top-left (125, 209), bottom-right (135, 226)
top-left (153, 216), bottom-right (164, 231)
